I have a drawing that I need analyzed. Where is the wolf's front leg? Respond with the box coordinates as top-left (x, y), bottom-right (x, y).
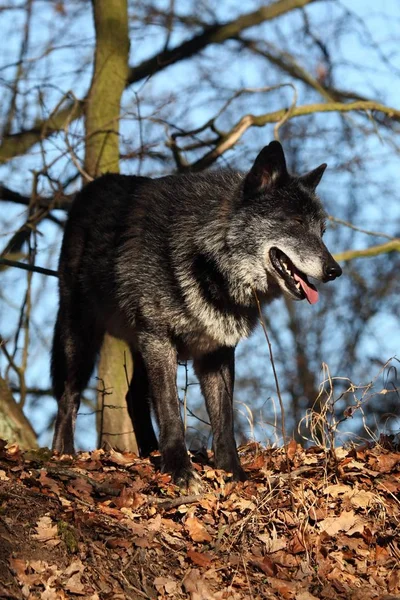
top-left (194, 347), bottom-right (246, 481)
top-left (139, 334), bottom-right (199, 491)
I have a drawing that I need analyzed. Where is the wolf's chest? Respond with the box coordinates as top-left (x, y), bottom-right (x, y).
top-left (173, 306), bottom-right (257, 359)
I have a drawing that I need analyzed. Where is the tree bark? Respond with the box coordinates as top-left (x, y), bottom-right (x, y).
top-left (0, 376), bottom-right (37, 448)
top-left (84, 0), bottom-right (138, 453)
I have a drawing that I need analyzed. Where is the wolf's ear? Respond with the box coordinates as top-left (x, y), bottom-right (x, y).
top-left (300, 164), bottom-right (327, 191)
top-left (244, 141), bottom-right (288, 195)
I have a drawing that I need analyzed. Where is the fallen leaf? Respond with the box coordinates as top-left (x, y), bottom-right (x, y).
top-left (183, 568), bottom-right (215, 600)
top-left (369, 453), bottom-right (400, 473)
top-left (346, 489), bottom-right (376, 509)
top-left (39, 470), bottom-right (62, 495)
top-left (308, 506), bottom-right (327, 521)
top-left (319, 510), bottom-right (358, 536)
top-left (251, 555), bottom-right (277, 576)
top-left (388, 568), bottom-right (400, 592)
top-left (245, 454), bottom-right (266, 470)
top-left (32, 515), bottom-right (60, 545)
top-left (114, 486), bottom-right (146, 509)
top-left (288, 531), bottom-right (306, 554)
top-left (296, 592), bottom-right (320, 600)
top-left (323, 483), bottom-right (352, 497)
top-left (185, 516), bottom-right (212, 543)
top-left (287, 439), bottom-right (298, 461)
top-left (257, 533), bottom-right (287, 553)
top-left (154, 576), bottom-right (179, 595)
top-left (107, 447), bottom-right (137, 466)
top-left (267, 576), bottom-right (298, 599)
top-left (187, 549), bottom-right (213, 568)
top-left (148, 513), bottom-right (162, 531)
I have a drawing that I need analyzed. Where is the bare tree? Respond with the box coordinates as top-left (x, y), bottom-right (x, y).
top-left (0, 0), bottom-right (399, 449)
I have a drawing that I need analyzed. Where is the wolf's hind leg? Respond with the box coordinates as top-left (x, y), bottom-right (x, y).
top-left (51, 307), bottom-right (103, 454)
top-left (126, 351), bottom-right (158, 457)
top-left (194, 347), bottom-right (246, 481)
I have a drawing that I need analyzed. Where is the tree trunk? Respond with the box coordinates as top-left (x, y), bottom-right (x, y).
top-left (84, 0), bottom-right (138, 453)
top-left (0, 376), bottom-right (37, 448)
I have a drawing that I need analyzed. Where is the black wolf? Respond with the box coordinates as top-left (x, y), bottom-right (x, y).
top-left (51, 141), bottom-right (342, 487)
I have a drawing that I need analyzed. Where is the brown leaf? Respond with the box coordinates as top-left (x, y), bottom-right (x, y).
top-left (154, 576), bottom-right (179, 595)
top-left (106, 538), bottom-right (132, 549)
top-left (98, 503), bottom-right (123, 518)
top-left (185, 516), bottom-right (212, 543)
top-left (183, 568), bottom-right (215, 600)
top-left (244, 454), bottom-right (266, 470)
top-left (295, 593), bottom-right (320, 600)
top-left (266, 577), bottom-right (297, 599)
top-left (187, 548), bottom-right (213, 568)
top-left (346, 489), bottom-right (376, 509)
top-left (32, 515), bottom-right (60, 545)
top-left (107, 447), bottom-right (137, 466)
top-left (257, 533), bottom-right (287, 553)
top-left (323, 483), bottom-right (352, 497)
top-left (377, 475), bottom-right (400, 493)
top-left (319, 510), bottom-right (358, 536)
top-left (251, 555), bottom-right (277, 576)
top-left (39, 470), bottom-right (62, 495)
top-left (287, 439), bottom-right (298, 461)
top-left (388, 568), bottom-right (400, 592)
top-left (0, 469), bottom-right (9, 481)
top-left (369, 453), bottom-right (400, 473)
top-left (288, 531), bottom-right (306, 554)
top-left (308, 506), bottom-right (327, 522)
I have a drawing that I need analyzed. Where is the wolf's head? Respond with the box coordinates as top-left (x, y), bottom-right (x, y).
top-left (227, 141), bottom-right (342, 304)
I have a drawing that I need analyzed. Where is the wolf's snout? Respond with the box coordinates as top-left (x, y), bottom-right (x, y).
top-left (323, 261), bottom-right (342, 282)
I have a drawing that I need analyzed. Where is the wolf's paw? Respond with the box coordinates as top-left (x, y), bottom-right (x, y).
top-left (215, 458), bottom-right (247, 482)
top-left (232, 465), bottom-right (247, 482)
top-left (173, 467), bottom-right (203, 495)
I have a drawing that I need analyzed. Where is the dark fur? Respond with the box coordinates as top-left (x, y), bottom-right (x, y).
top-left (51, 141), bottom-right (341, 486)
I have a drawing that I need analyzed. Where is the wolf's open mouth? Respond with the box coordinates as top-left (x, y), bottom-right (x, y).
top-left (269, 248), bottom-right (319, 304)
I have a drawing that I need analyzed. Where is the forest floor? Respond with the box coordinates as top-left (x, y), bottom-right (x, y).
top-left (0, 438), bottom-right (399, 600)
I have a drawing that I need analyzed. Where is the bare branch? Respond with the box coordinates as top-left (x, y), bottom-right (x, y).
top-left (0, 184), bottom-right (73, 210)
top-left (328, 216), bottom-right (397, 241)
top-left (0, 258), bottom-right (58, 278)
top-left (187, 100), bottom-right (400, 171)
top-left (334, 240), bottom-right (400, 263)
top-left (127, 0), bottom-right (320, 85)
top-left (0, 0), bottom-right (319, 163)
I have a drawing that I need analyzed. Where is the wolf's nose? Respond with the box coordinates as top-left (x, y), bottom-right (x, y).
top-left (324, 264), bottom-right (342, 281)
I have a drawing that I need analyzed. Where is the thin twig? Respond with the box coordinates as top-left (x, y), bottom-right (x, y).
top-left (328, 215), bottom-right (396, 241)
top-left (0, 258), bottom-right (58, 277)
top-left (148, 494), bottom-right (203, 510)
top-left (253, 291), bottom-right (293, 496)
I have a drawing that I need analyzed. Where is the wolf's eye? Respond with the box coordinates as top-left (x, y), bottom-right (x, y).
top-left (321, 227), bottom-right (326, 236)
top-left (293, 217), bottom-right (304, 226)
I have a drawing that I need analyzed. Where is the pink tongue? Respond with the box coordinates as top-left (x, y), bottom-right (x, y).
top-left (293, 272), bottom-right (319, 305)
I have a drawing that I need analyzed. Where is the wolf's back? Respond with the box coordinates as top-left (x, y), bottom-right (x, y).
top-left (57, 170), bottom-right (242, 328)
